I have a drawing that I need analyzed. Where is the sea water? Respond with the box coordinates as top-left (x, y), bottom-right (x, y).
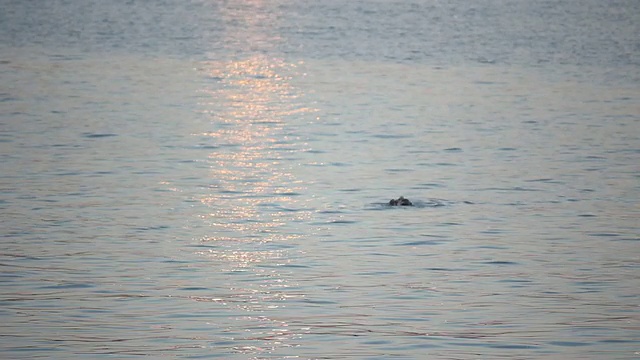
top-left (1, 0), bottom-right (639, 359)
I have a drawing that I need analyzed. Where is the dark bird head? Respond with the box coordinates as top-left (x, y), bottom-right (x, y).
top-left (390, 196), bottom-right (413, 206)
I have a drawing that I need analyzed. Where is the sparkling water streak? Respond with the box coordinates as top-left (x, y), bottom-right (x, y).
top-left (193, 55), bottom-right (317, 355)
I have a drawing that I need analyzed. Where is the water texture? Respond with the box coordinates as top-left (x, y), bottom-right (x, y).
top-left (1, 0), bottom-right (639, 359)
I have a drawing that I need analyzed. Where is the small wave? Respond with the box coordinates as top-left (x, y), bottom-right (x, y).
top-left (82, 133), bottom-right (118, 138)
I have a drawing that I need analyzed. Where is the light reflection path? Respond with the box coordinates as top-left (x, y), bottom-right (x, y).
top-left (194, 55), bottom-right (316, 356)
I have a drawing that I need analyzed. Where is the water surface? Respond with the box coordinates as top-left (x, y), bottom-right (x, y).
top-left (1, 0), bottom-right (639, 359)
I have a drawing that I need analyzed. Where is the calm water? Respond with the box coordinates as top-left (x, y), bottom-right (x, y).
top-left (1, 0), bottom-right (639, 359)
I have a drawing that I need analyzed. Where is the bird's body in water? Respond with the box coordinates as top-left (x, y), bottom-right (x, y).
top-left (389, 196), bottom-right (413, 206)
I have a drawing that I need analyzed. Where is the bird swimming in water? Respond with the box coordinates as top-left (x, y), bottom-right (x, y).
top-left (389, 196), bottom-right (413, 206)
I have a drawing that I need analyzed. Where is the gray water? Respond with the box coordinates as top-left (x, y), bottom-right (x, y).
top-left (1, 0), bottom-right (639, 359)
